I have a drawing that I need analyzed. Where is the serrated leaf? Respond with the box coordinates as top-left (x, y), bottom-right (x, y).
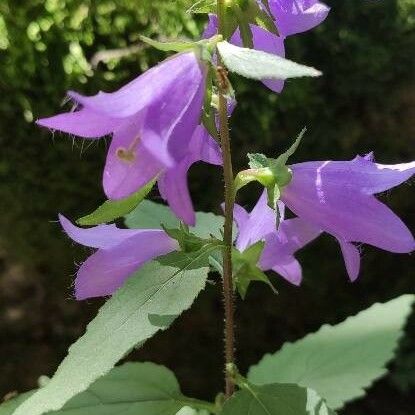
top-left (221, 383), bottom-right (335, 415)
top-left (139, 35), bottom-right (195, 52)
top-left (125, 200), bottom-right (225, 240)
top-left (248, 295), bottom-right (415, 409)
top-left (77, 178), bottom-right (156, 226)
top-left (11, 262), bottom-right (209, 415)
top-left (3, 362), bottom-right (214, 415)
top-left (217, 41), bottom-right (322, 80)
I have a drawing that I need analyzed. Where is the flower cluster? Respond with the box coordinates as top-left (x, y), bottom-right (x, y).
top-left (37, 0), bottom-right (414, 301)
top-left (204, 0), bottom-right (330, 92)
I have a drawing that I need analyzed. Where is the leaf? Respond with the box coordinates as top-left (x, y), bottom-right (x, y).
top-left (77, 178), bottom-right (156, 226)
top-left (221, 383), bottom-right (335, 415)
top-left (248, 295), bottom-right (415, 409)
top-left (11, 262), bottom-right (209, 415)
top-left (139, 35), bottom-right (195, 52)
top-left (217, 41), bottom-right (322, 80)
top-left (3, 362), bottom-right (215, 415)
top-left (125, 200), bottom-right (225, 240)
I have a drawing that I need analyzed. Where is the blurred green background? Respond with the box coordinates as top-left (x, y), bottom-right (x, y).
top-left (0, 0), bottom-right (414, 413)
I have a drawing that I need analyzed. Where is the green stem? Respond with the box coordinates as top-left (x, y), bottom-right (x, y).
top-left (217, 0), bottom-right (236, 399)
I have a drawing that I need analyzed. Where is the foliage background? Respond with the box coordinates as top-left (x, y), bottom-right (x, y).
top-left (0, 0), bottom-right (414, 414)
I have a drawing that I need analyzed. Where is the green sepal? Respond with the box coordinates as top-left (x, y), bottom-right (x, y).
top-left (232, 241), bottom-right (277, 299)
top-left (231, 3), bottom-right (254, 49)
top-left (202, 65), bottom-right (220, 140)
top-left (76, 178), bottom-right (156, 226)
top-left (139, 35), bottom-right (195, 53)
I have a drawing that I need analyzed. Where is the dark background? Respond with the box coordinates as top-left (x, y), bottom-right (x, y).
top-left (0, 1), bottom-right (414, 414)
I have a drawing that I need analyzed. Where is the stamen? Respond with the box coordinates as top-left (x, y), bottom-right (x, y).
top-left (116, 134), bottom-right (140, 163)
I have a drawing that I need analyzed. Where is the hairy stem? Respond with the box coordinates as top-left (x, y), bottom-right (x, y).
top-left (217, 0), bottom-right (236, 398)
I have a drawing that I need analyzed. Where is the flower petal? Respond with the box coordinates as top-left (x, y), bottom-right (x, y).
top-left (103, 120), bottom-right (163, 200)
top-left (231, 24), bottom-right (286, 93)
top-left (271, 257), bottom-right (302, 286)
top-left (259, 217), bottom-right (320, 270)
top-left (269, 0), bottom-right (330, 37)
top-left (187, 125), bottom-right (222, 165)
top-left (283, 164), bottom-right (415, 253)
top-left (203, 14), bottom-right (218, 39)
top-left (68, 52), bottom-right (204, 119)
top-left (235, 192), bottom-right (276, 251)
top-left (37, 107), bottom-right (119, 139)
top-left (75, 230), bottom-right (178, 300)
top-left (290, 157), bottom-right (415, 196)
top-left (141, 69), bottom-right (206, 165)
top-left (158, 159), bottom-right (196, 226)
top-left (338, 239), bottom-right (361, 282)
top-left (58, 214), bottom-right (143, 249)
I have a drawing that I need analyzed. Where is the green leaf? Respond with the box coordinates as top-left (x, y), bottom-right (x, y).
top-left (3, 362), bottom-right (215, 415)
top-left (11, 262), bottom-right (209, 415)
top-left (221, 383), bottom-right (335, 415)
top-left (77, 178), bottom-right (156, 226)
top-left (139, 35), bottom-right (195, 52)
top-left (248, 295), bottom-right (415, 409)
top-left (125, 200), bottom-right (225, 240)
top-left (217, 41), bottom-right (322, 80)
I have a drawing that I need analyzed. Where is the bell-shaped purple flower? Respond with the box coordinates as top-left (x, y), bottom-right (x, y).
top-left (38, 52), bottom-right (221, 225)
top-left (234, 192), bottom-right (321, 285)
top-left (281, 154), bottom-right (415, 281)
top-left (59, 215), bottom-right (178, 300)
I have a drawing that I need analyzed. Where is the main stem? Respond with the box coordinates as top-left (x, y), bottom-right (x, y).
top-left (217, 0), bottom-right (236, 398)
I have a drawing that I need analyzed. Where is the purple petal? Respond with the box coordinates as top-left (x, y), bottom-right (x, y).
top-left (338, 239), bottom-right (361, 282)
top-left (231, 25), bottom-right (286, 93)
top-left (75, 230), bottom-right (178, 300)
top-left (268, 0), bottom-right (330, 37)
top-left (272, 258), bottom-right (302, 286)
top-left (259, 217), bottom-right (320, 270)
top-left (235, 192), bottom-right (276, 251)
top-left (187, 125), bottom-right (222, 165)
top-left (69, 53), bottom-right (204, 119)
top-left (103, 120), bottom-right (163, 200)
top-left (36, 107), bottom-right (119, 139)
top-left (59, 214), bottom-right (145, 249)
top-left (203, 14), bottom-right (218, 39)
top-left (158, 159), bottom-right (196, 226)
top-left (290, 157), bottom-right (415, 196)
top-left (142, 68), bottom-right (206, 165)
top-left (283, 163), bottom-right (415, 253)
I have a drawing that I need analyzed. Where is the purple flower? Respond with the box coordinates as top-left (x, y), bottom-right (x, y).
top-left (38, 52), bottom-right (222, 225)
top-left (203, 0), bottom-right (329, 93)
top-left (59, 215), bottom-right (178, 300)
top-left (280, 154), bottom-right (415, 281)
top-left (266, 0), bottom-right (330, 37)
top-left (234, 192), bottom-right (321, 285)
